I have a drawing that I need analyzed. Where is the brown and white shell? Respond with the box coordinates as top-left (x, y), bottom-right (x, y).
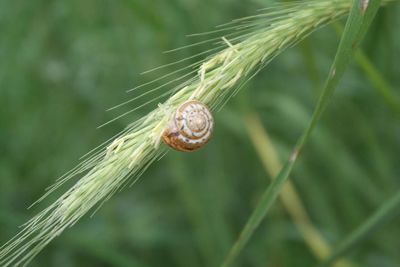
top-left (162, 100), bottom-right (214, 152)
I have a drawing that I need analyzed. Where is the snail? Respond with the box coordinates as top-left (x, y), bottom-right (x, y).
top-left (162, 100), bottom-right (214, 152)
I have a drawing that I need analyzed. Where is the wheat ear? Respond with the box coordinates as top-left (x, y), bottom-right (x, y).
top-left (0, 0), bottom-right (396, 266)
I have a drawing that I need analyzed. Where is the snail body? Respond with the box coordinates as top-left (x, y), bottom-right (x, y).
top-left (162, 100), bottom-right (214, 152)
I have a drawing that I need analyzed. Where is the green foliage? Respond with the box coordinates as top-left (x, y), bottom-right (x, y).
top-left (0, 0), bottom-right (399, 266)
top-left (321, 191), bottom-right (400, 266)
top-left (221, 1), bottom-right (386, 265)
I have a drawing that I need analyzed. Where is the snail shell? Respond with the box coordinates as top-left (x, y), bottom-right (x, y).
top-left (162, 100), bottom-right (214, 152)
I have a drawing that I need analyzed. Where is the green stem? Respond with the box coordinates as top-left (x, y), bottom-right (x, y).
top-left (221, 1), bottom-right (383, 266)
top-left (332, 22), bottom-right (400, 115)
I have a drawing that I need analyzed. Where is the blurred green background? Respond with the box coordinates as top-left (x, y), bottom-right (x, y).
top-left (1, 0), bottom-right (399, 266)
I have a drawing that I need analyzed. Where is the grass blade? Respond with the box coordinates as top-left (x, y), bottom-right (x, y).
top-left (332, 23), bottom-right (400, 115)
top-left (244, 112), bottom-right (354, 267)
top-left (320, 191), bottom-right (400, 267)
top-left (221, 1), bottom-right (383, 266)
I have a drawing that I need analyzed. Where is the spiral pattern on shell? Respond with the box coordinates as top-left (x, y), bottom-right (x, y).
top-left (162, 100), bottom-right (214, 152)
